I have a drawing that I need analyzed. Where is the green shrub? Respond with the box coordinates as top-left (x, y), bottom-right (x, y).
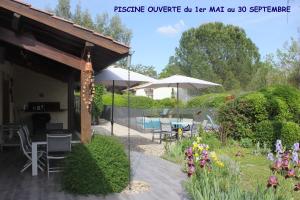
top-left (103, 93), bottom-right (180, 109)
top-left (236, 92), bottom-right (268, 123)
top-left (261, 85), bottom-right (300, 123)
top-left (92, 85), bottom-right (104, 118)
top-left (62, 135), bottom-right (129, 194)
top-left (218, 101), bottom-right (253, 140)
top-left (280, 121), bottom-right (300, 148)
top-left (103, 93), bottom-right (127, 107)
top-left (254, 120), bottom-right (280, 148)
top-left (186, 93), bottom-right (230, 108)
top-left (199, 132), bottom-right (222, 150)
top-left (240, 138), bottom-right (253, 148)
top-left (267, 97), bottom-right (293, 121)
top-left (219, 85), bottom-right (300, 143)
top-left (155, 98), bottom-right (183, 108)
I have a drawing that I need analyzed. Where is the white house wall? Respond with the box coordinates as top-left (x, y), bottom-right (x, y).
top-left (135, 87), bottom-right (191, 102)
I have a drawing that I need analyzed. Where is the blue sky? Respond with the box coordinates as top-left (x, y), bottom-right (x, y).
top-left (25, 0), bottom-right (300, 73)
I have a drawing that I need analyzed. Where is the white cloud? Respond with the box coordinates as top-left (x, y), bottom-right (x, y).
top-left (157, 20), bottom-right (186, 36)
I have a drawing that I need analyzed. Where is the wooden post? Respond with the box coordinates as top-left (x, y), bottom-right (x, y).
top-left (80, 69), bottom-right (91, 143)
top-left (68, 72), bottom-right (75, 131)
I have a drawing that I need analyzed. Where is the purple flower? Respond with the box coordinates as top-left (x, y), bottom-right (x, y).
top-left (267, 153), bottom-right (274, 161)
top-left (293, 143), bottom-right (300, 152)
top-left (275, 140), bottom-right (283, 154)
top-left (267, 176), bottom-right (278, 188)
top-left (187, 165), bottom-right (195, 177)
top-left (292, 151), bottom-right (299, 164)
top-left (271, 160), bottom-right (282, 171)
top-left (199, 159), bottom-right (207, 168)
top-left (282, 159), bottom-right (289, 170)
top-left (294, 183), bottom-right (300, 191)
top-left (185, 147), bottom-right (193, 157)
top-left (285, 169), bottom-right (296, 179)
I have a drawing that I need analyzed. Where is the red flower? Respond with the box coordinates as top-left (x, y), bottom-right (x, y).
top-left (267, 176), bottom-right (279, 189)
top-left (294, 183), bottom-right (300, 191)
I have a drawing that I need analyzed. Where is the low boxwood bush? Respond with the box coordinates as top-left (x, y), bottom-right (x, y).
top-left (254, 120), bottom-right (279, 148)
top-left (62, 135), bottom-right (129, 195)
top-left (280, 121), bottom-right (300, 148)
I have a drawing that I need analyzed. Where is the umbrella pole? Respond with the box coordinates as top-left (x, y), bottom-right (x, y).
top-left (111, 80), bottom-right (115, 136)
top-left (177, 83), bottom-right (179, 121)
top-left (127, 52), bottom-right (132, 190)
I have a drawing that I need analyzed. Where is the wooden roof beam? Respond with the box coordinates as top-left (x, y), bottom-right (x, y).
top-left (11, 13), bottom-right (21, 32)
top-left (0, 26), bottom-right (82, 70)
top-left (0, 0), bottom-right (129, 55)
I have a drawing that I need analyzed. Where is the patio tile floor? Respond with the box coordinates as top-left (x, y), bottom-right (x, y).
top-left (0, 148), bottom-right (188, 200)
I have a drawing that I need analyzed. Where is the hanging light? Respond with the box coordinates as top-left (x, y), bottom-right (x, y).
top-left (82, 52), bottom-right (95, 112)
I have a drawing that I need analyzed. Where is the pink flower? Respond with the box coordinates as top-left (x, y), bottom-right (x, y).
top-left (285, 169), bottom-right (296, 179)
top-left (267, 176), bottom-right (279, 189)
top-left (282, 159), bottom-right (289, 170)
top-left (185, 147), bottom-right (193, 157)
top-left (188, 158), bottom-right (194, 166)
top-left (199, 159), bottom-right (207, 168)
top-left (187, 165), bottom-right (195, 177)
top-left (271, 160), bottom-right (282, 171)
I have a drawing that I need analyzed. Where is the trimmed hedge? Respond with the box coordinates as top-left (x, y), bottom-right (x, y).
top-left (186, 93), bottom-right (230, 109)
top-left (102, 93), bottom-right (182, 109)
top-left (62, 135), bottom-right (129, 195)
top-left (280, 121), bottom-right (300, 148)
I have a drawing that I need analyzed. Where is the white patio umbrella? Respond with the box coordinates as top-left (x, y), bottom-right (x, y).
top-left (136, 74), bottom-right (222, 120)
top-left (95, 66), bottom-right (156, 135)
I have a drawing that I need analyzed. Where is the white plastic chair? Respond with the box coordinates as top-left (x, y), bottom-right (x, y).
top-left (17, 129), bottom-right (45, 173)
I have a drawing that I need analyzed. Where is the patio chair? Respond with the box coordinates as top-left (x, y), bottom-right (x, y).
top-left (17, 128), bottom-right (45, 173)
top-left (46, 134), bottom-right (72, 178)
top-left (152, 119), bottom-right (177, 143)
top-left (159, 109), bottom-right (170, 118)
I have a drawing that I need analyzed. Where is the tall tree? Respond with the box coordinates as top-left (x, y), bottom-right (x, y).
top-left (161, 22), bottom-right (261, 90)
top-left (269, 38), bottom-right (300, 88)
top-left (130, 64), bottom-right (158, 78)
top-left (55, 0), bottom-right (71, 20)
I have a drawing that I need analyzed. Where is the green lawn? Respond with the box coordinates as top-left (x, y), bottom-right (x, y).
top-left (216, 146), bottom-right (300, 200)
top-left (216, 147), bottom-right (270, 191)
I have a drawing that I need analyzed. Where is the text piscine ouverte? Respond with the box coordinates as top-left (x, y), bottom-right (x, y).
top-left (114, 5), bottom-right (291, 13)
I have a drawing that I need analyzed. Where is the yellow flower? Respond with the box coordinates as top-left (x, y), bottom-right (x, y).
top-left (205, 145), bottom-right (209, 150)
top-left (196, 137), bottom-right (202, 143)
top-left (198, 146), bottom-right (204, 151)
top-left (210, 151), bottom-right (218, 161)
top-left (216, 160), bottom-right (224, 168)
top-left (192, 142), bottom-right (198, 150)
top-left (194, 153), bottom-right (199, 158)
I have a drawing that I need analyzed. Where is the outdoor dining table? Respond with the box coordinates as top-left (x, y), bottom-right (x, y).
top-left (171, 121), bottom-right (192, 129)
top-left (171, 121), bottom-right (192, 139)
top-left (31, 132), bottom-right (81, 176)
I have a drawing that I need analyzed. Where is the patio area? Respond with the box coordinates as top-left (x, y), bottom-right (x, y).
top-left (0, 145), bottom-right (187, 200)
